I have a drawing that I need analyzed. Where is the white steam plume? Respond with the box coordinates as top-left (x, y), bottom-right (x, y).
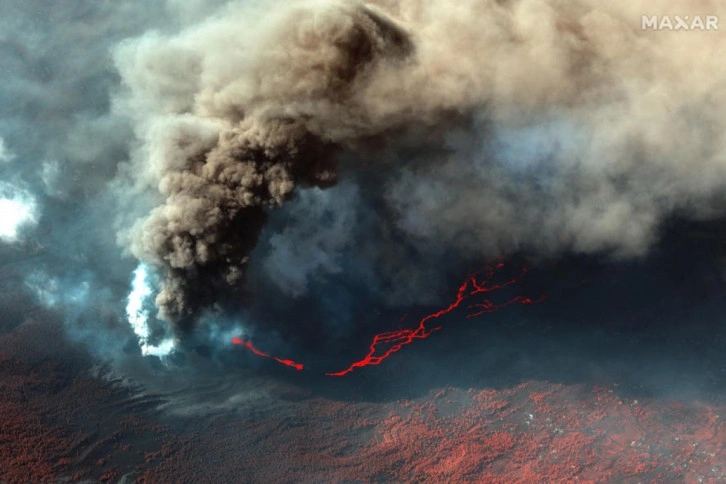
top-left (126, 264), bottom-right (176, 357)
top-left (0, 182), bottom-right (38, 244)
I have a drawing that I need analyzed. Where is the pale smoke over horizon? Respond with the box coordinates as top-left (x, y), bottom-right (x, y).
top-left (111, 0), bottom-right (726, 341)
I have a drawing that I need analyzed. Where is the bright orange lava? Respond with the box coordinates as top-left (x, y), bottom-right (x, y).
top-left (325, 263), bottom-right (542, 377)
top-left (231, 337), bottom-right (304, 371)
top-left (232, 262), bottom-right (540, 376)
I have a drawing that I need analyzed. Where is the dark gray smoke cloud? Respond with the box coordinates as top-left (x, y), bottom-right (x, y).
top-left (3, 0), bottom-right (726, 358)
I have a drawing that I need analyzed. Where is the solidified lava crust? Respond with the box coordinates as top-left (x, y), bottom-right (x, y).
top-left (3, 316), bottom-right (726, 482)
top-left (131, 382), bottom-right (726, 482)
top-left (0, 318), bottom-right (181, 483)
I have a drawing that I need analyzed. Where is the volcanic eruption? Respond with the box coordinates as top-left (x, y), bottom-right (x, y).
top-left (112, 0), bottom-right (726, 362)
top-left (6, 1), bottom-right (726, 481)
top-left (115, 2), bottom-right (415, 342)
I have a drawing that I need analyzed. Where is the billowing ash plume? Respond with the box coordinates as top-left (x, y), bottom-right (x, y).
top-left (0, 0), bottom-right (724, 364)
top-left (115, 1), bottom-right (414, 328)
top-left (113, 0), bottom-right (726, 342)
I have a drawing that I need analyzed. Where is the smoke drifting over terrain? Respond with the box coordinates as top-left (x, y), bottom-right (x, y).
top-left (2, 0), bottom-right (726, 359)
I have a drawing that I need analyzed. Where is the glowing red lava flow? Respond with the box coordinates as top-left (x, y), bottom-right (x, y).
top-left (231, 337), bottom-right (304, 371)
top-left (326, 263), bottom-right (542, 377)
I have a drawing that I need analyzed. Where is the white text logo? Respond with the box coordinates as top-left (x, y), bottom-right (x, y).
top-left (641, 15), bottom-right (719, 31)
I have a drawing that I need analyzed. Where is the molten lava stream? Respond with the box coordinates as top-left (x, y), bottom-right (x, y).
top-left (231, 337), bottom-right (304, 371)
top-left (326, 263), bottom-right (542, 377)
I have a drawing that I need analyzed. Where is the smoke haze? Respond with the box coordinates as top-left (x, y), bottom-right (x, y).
top-left (2, 0), bottom-right (725, 358)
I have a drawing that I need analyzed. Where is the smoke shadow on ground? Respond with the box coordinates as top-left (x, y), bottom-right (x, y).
top-left (242, 217), bottom-right (726, 405)
top-left (5, 215), bottom-right (726, 411)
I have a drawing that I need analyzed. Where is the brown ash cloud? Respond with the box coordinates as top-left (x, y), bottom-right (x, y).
top-left (115, 1), bottom-right (413, 327)
top-left (112, 0), bottom-right (726, 340)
